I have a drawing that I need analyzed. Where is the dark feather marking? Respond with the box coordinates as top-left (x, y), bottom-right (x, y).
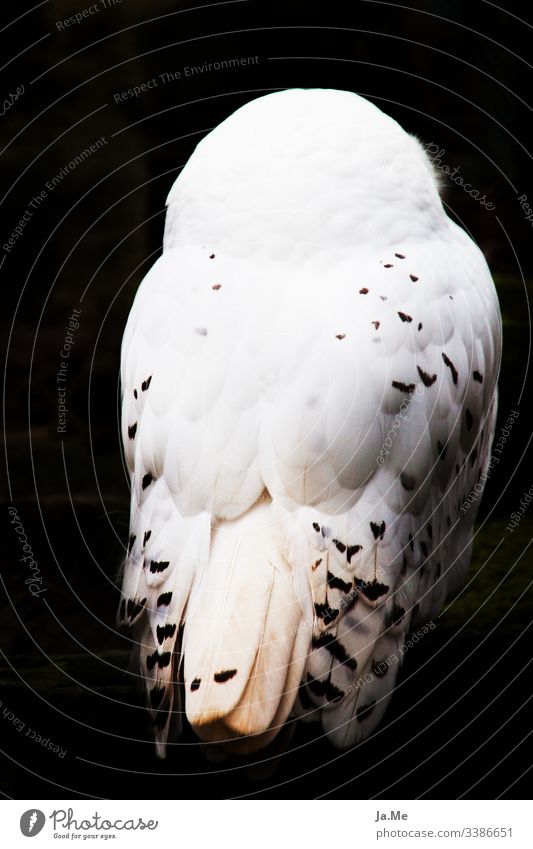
top-left (418, 322), bottom-right (423, 331)
top-left (398, 311), bottom-right (413, 323)
top-left (355, 578), bottom-right (389, 601)
top-left (209, 253), bottom-right (215, 259)
top-left (306, 674), bottom-right (326, 697)
top-left (157, 623), bottom-right (176, 644)
top-left (157, 591), bottom-right (172, 606)
top-left (146, 650), bottom-right (171, 671)
top-left (473, 370), bottom-right (483, 383)
top-left (143, 530), bottom-right (151, 546)
top-left (190, 678), bottom-right (201, 691)
top-left (400, 472), bottom-right (416, 491)
top-left (141, 375), bottom-right (152, 392)
top-left (346, 544), bottom-right (362, 563)
top-left (359, 287), bottom-right (369, 294)
top-left (332, 539), bottom-right (346, 554)
top-left (128, 533), bottom-right (136, 554)
top-left (313, 633), bottom-right (358, 671)
top-left (212, 283), bottom-right (221, 290)
top-left (311, 633), bottom-right (334, 650)
top-left (370, 521), bottom-right (386, 540)
top-left (142, 472), bottom-right (153, 490)
top-left (442, 352), bottom-right (458, 384)
top-left (384, 263), bottom-right (393, 268)
top-left (466, 409), bottom-right (474, 431)
top-left (336, 333), bottom-right (346, 340)
top-left (127, 597), bottom-right (146, 620)
top-left (410, 274), bottom-right (419, 282)
top-left (214, 669), bottom-right (237, 683)
top-left (324, 681), bottom-right (344, 702)
top-left (372, 659), bottom-right (388, 678)
top-left (395, 253), bottom-right (405, 259)
top-left (427, 523), bottom-right (433, 539)
top-left (417, 365), bottom-right (437, 387)
top-left (372, 320), bottom-right (380, 330)
top-left (420, 541), bottom-right (429, 557)
top-left (437, 440), bottom-right (447, 460)
top-left (128, 422), bottom-right (137, 439)
top-left (119, 599), bottom-right (126, 621)
top-left (408, 533), bottom-right (414, 551)
top-left (392, 380), bottom-right (415, 394)
top-left (314, 602), bottom-right (339, 624)
top-left (133, 388), bottom-right (138, 399)
top-left (327, 571), bottom-right (352, 594)
top-left (150, 560), bottom-right (170, 574)
top-left (312, 521), bottom-right (320, 532)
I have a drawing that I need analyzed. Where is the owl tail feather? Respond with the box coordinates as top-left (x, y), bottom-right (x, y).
top-left (182, 499), bottom-right (310, 753)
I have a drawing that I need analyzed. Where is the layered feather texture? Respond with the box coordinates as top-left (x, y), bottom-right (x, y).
top-left (118, 88), bottom-right (501, 757)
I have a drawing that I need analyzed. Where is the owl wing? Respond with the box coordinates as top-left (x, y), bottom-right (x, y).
top-left (268, 223), bottom-right (501, 747)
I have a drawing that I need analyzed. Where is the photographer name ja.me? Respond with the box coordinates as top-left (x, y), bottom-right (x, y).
top-left (375, 810), bottom-right (408, 821)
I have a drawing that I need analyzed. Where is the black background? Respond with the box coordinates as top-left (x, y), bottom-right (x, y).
top-left (1, 0), bottom-right (532, 799)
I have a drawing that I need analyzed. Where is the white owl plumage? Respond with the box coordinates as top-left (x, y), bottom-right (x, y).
top-left (118, 89), bottom-right (501, 757)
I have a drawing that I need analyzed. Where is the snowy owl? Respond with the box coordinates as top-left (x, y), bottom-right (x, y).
top-left (118, 89), bottom-right (501, 757)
